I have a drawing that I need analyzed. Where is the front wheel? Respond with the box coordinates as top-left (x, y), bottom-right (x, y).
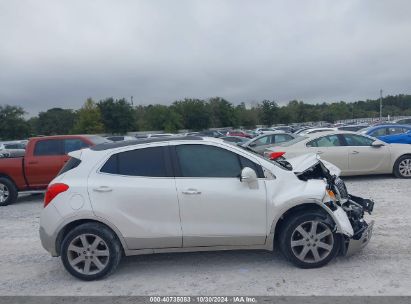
top-left (279, 211), bottom-right (340, 268)
top-left (61, 223), bottom-right (122, 281)
top-left (394, 155), bottom-right (411, 178)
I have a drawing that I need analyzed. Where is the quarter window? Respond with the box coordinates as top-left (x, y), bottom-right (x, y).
top-left (100, 146), bottom-right (169, 177)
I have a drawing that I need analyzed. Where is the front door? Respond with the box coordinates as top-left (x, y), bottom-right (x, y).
top-left (172, 143), bottom-right (267, 247)
top-left (342, 134), bottom-right (391, 174)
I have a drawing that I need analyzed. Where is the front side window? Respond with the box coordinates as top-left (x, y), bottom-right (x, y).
top-left (100, 146), bottom-right (169, 177)
top-left (388, 127), bottom-right (406, 135)
top-left (34, 140), bottom-right (63, 156)
top-left (307, 135), bottom-right (342, 147)
top-left (176, 145), bottom-right (243, 178)
top-left (343, 134), bottom-right (374, 146)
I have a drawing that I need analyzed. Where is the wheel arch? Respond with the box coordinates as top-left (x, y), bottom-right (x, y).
top-left (268, 202), bottom-right (340, 251)
top-left (393, 153), bottom-right (411, 174)
top-left (0, 173), bottom-right (18, 190)
top-left (55, 218), bottom-right (126, 256)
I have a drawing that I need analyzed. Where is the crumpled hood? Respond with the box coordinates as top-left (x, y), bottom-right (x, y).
top-left (287, 153), bottom-right (341, 176)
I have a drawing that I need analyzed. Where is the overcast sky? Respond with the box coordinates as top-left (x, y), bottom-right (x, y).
top-left (1, 0), bottom-right (410, 115)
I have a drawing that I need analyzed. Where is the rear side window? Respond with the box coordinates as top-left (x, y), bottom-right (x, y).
top-left (58, 157), bottom-right (81, 176)
top-left (100, 146), bottom-right (170, 177)
top-left (34, 140), bottom-right (63, 156)
top-left (307, 135), bottom-right (342, 147)
top-left (64, 139), bottom-right (89, 154)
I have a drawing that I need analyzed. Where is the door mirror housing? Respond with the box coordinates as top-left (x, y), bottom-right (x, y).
top-left (248, 142), bottom-right (256, 147)
top-left (371, 140), bottom-right (384, 148)
top-left (240, 167), bottom-right (258, 184)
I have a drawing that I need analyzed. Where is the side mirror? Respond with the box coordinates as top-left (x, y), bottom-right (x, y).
top-left (240, 167), bottom-right (258, 189)
top-left (371, 141), bottom-right (384, 148)
top-left (248, 142), bottom-right (256, 147)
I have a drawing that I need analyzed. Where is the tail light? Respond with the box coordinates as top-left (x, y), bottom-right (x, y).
top-left (269, 151), bottom-right (285, 160)
top-left (44, 183), bottom-right (69, 207)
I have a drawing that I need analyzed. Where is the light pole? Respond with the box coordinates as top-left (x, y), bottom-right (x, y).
top-left (379, 89), bottom-right (383, 121)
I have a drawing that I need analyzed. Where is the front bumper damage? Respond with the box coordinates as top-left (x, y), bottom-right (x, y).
top-left (332, 183), bottom-right (375, 256)
top-left (338, 194), bottom-right (375, 256)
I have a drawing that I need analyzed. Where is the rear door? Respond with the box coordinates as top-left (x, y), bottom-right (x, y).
top-left (88, 144), bottom-right (182, 249)
top-left (25, 139), bottom-right (65, 187)
top-left (172, 143), bottom-right (267, 247)
top-left (342, 134), bottom-right (391, 174)
top-left (305, 134), bottom-right (349, 171)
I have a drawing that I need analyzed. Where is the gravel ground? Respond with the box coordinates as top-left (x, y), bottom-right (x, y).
top-left (0, 175), bottom-right (410, 296)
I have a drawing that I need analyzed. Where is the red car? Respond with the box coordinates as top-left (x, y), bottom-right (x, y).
top-left (226, 130), bottom-right (253, 138)
top-left (0, 135), bottom-right (107, 206)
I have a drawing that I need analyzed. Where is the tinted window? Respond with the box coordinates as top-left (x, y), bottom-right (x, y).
top-left (307, 135), bottom-right (342, 147)
top-left (101, 146), bottom-right (168, 177)
top-left (388, 127), bottom-right (406, 135)
top-left (34, 140), bottom-right (62, 156)
top-left (176, 145), bottom-right (242, 178)
top-left (371, 128), bottom-right (388, 137)
top-left (254, 136), bottom-right (271, 146)
top-left (343, 134), bottom-right (374, 146)
top-left (64, 139), bottom-right (89, 154)
top-left (274, 134), bottom-right (293, 143)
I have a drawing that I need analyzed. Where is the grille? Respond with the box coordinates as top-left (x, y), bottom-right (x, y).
top-left (334, 178), bottom-right (349, 200)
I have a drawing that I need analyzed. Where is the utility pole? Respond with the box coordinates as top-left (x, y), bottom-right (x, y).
top-left (131, 96), bottom-right (134, 107)
top-left (379, 89), bottom-right (383, 121)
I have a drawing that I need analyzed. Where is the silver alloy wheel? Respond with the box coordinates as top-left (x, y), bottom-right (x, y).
top-left (290, 220), bottom-right (334, 263)
top-left (0, 183), bottom-right (9, 203)
top-left (67, 234), bottom-right (110, 275)
top-left (398, 158), bottom-right (411, 177)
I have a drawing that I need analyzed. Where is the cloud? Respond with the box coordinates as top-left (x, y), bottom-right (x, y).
top-left (1, 0), bottom-right (410, 115)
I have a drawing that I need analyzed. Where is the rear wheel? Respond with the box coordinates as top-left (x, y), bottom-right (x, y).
top-left (0, 177), bottom-right (18, 206)
top-left (61, 223), bottom-right (122, 280)
top-left (394, 155), bottom-right (411, 178)
top-left (279, 211), bottom-right (340, 268)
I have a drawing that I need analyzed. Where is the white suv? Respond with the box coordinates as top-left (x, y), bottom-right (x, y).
top-left (40, 136), bottom-right (374, 280)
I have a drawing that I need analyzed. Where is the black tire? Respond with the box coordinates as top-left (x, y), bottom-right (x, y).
top-left (279, 211), bottom-right (340, 268)
top-left (0, 177), bottom-right (18, 206)
top-left (393, 155), bottom-right (411, 179)
top-left (61, 222), bottom-right (122, 281)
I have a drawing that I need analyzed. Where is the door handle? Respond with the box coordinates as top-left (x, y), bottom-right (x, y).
top-left (182, 189), bottom-right (201, 195)
top-left (351, 151), bottom-right (359, 154)
top-left (316, 151), bottom-right (324, 155)
top-left (28, 161), bottom-right (38, 165)
top-left (93, 186), bottom-right (113, 193)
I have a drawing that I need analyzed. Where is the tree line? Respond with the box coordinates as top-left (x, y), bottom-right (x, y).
top-left (1, 94), bottom-right (411, 140)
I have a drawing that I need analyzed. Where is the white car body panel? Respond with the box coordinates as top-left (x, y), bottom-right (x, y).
top-left (40, 137), bottom-right (373, 259)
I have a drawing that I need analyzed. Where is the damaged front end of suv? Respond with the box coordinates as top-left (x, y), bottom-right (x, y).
top-left (288, 154), bottom-right (375, 256)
